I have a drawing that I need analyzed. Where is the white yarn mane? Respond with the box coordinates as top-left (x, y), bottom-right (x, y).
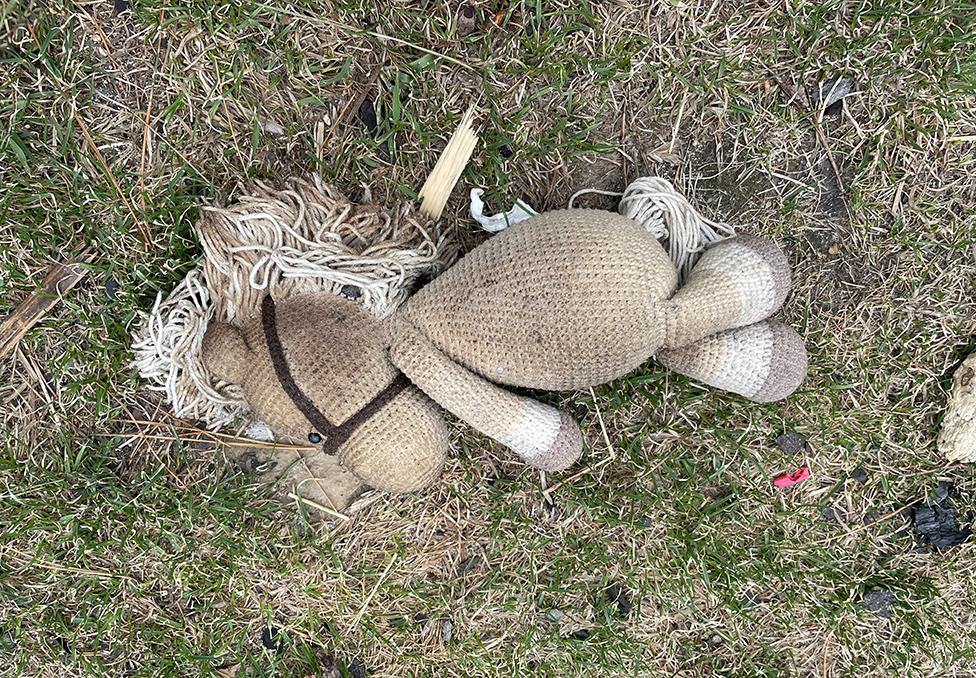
top-left (131, 177), bottom-right (456, 429)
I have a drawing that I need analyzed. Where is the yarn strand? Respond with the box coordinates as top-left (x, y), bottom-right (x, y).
top-left (570, 177), bottom-right (736, 280)
top-left (617, 177), bottom-right (736, 280)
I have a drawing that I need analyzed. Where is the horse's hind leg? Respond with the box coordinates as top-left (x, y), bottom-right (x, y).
top-left (657, 319), bottom-right (807, 403)
top-left (663, 235), bottom-right (792, 349)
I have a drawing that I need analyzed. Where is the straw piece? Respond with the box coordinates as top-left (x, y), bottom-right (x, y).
top-left (418, 106), bottom-right (479, 220)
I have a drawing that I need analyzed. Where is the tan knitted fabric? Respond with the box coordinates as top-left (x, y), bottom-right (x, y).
top-left (201, 293), bottom-right (448, 492)
top-left (389, 317), bottom-right (583, 471)
top-left (388, 210), bottom-right (806, 471)
top-left (200, 207), bottom-right (807, 489)
top-left (657, 320), bottom-right (808, 403)
top-left (403, 209), bottom-right (678, 390)
top-left (663, 235), bottom-right (791, 349)
top-left (401, 210), bottom-right (795, 391)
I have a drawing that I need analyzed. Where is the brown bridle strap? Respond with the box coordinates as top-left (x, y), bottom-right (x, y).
top-left (323, 372), bottom-right (411, 455)
top-left (260, 295), bottom-right (411, 455)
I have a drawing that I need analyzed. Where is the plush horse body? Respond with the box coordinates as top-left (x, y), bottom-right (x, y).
top-left (202, 208), bottom-right (807, 493)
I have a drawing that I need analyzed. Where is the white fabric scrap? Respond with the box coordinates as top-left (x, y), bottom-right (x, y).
top-left (245, 421), bottom-right (276, 442)
top-left (470, 188), bottom-right (537, 232)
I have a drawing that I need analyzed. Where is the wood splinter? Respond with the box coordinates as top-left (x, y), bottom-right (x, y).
top-left (418, 105), bottom-right (479, 220)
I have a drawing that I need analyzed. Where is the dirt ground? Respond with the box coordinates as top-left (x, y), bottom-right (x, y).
top-left (2, 1), bottom-right (976, 676)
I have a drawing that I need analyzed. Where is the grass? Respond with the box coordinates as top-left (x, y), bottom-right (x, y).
top-left (2, 0), bottom-right (976, 675)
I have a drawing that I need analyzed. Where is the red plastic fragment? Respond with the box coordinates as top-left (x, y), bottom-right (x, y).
top-left (773, 465), bottom-right (811, 488)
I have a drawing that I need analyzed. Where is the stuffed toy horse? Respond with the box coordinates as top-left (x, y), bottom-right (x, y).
top-left (200, 206), bottom-right (807, 493)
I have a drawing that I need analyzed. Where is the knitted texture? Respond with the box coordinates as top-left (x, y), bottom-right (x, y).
top-left (195, 201), bottom-right (807, 491)
top-left (403, 209), bottom-right (678, 391)
top-left (657, 320), bottom-right (808, 403)
top-left (199, 178), bottom-right (456, 322)
top-left (389, 318), bottom-right (583, 471)
top-left (202, 293), bottom-right (448, 492)
top-left (663, 235), bottom-right (791, 349)
top-left (132, 177), bottom-right (456, 429)
top-left (401, 211), bottom-right (791, 392)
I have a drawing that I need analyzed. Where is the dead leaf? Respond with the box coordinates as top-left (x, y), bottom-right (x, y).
top-left (493, 0), bottom-right (509, 26)
top-left (1, 261), bottom-right (86, 361)
top-left (227, 444), bottom-right (365, 518)
top-left (261, 120), bottom-right (286, 135)
top-left (813, 77), bottom-right (853, 113)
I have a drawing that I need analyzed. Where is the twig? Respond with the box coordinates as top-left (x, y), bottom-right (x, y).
top-left (812, 124), bottom-right (846, 196)
top-left (253, 7), bottom-right (481, 71)
top-left (811, 498), bottom-right (921, 546)
top-left (0, 262), bottom-right (87, 361)
top-left (291, 454), bottom-right (358, 515)
top-left (542, 456), bottom-right (614, 497)
top-left (75, 114), bottom-right (148, 240)
top-left (221, 99), bottom-right (248, 175)
top-left (362, 29), bottom-right (476, 72)
top-left (771, 74), bottom-right (847, 198)
top-left (138, 89), bottom-right (154, 209)
top-left (321, 62), bottom-right (384, 150)
top-left (589, 386), bottom-right (615, 461)
top-left (27, 22), bottom-right (150, 244)
top-left (350, 554), bottom-right (398, 628)
top-left (107, 413), bottom-right (314, 450)
top-left (120, 402), bottom-right (187, 488)
top-left (138, 9), bottom-right (168, 209)
top-left (287, 492), bottom-right (351, 522)
top-left (97, 431), bottom-right (313, 451)
top-left (129, 397), bottom-right (318, 450)
top-left (668, 93), bottom-right (687, 156)
top-left (84, 10), bottom-right (115, 62)
top-left (18, 558), bottom-right (134, 581)
top-left (541, 388), bottom-right (616, 496)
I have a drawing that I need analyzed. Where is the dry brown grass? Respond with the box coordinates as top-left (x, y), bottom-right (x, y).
top-left (2, 0), bottom-right (976, 676)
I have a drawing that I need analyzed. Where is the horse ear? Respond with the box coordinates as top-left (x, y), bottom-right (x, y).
top-left (201, 322), bottom-right (251, 385)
